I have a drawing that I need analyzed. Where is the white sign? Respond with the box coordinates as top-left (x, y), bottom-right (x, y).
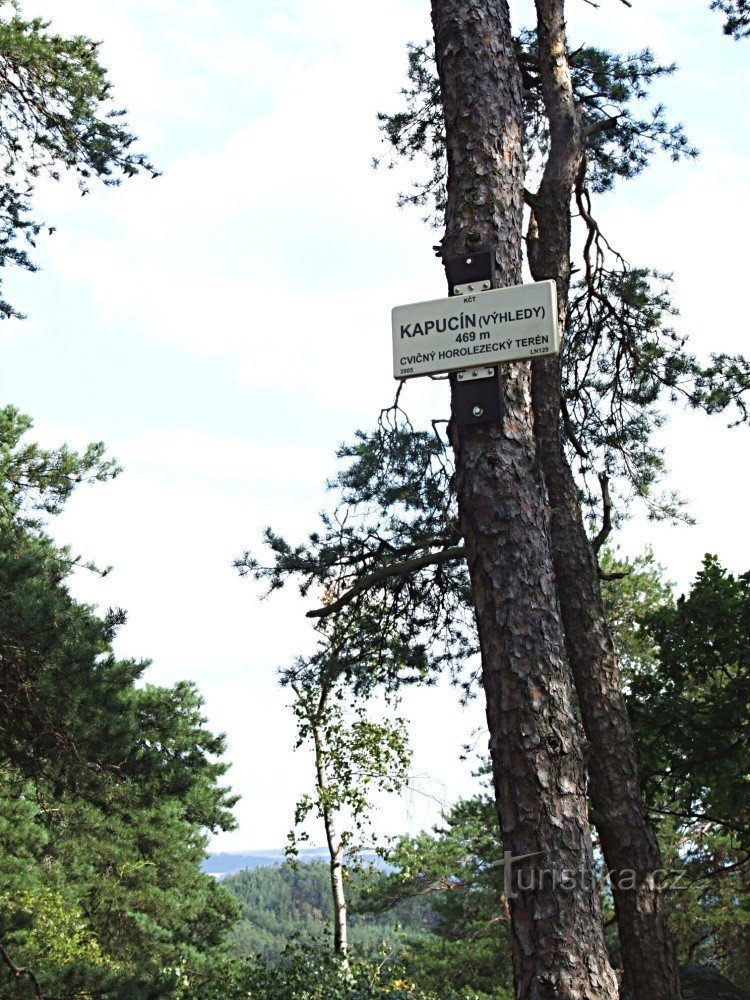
top-left (391, 280), bottom-right (558, 380)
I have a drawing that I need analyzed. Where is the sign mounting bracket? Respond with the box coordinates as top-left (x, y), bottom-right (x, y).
top-left (443, 251), bottom-right (504, 427)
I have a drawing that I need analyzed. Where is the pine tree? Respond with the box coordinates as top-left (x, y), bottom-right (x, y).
top-left (242, 2), bottom-right (750, 996)
top-left (0, 407), bottom-right (239, 996)
top-left (0, 2), bottom-right (157, 318)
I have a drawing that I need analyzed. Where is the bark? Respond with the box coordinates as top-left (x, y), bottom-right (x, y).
top-left (432, 2), bottom-right (617, 996)
top-left (526, 2), bottom-right (682, 997)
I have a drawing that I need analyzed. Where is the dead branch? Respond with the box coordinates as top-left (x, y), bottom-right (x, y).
top-left (561, 395), bottom-right (588, 460)
top-left (591, 475), bottom-right (612, 553)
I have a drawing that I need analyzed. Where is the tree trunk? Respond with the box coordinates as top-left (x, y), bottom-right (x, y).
top-left (526, 2), bottom-right (682, 997)
top-left (328, 837), bottom-right (348, 960)
top-left (531, 353), bottom-right (684, 1000)
top-left (313, 723), bottom-right (348, 958)
top-left (432, 2), bottom-right (617, 996)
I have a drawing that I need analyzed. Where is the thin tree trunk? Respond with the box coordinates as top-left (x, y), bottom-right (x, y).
top-left (526, 2), bottom-right (682, 997)
top-left (432, 2), bottom-right (617, 996)
top-left (312, 718), bottom-right (348, 958)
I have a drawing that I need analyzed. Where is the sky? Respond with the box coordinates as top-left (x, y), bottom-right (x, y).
top-left (1, 0), bottom-right (748, 852)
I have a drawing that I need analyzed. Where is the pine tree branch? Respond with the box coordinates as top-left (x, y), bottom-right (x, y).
top-left (598, 569), bottom-right (630, 581)
top-left (306, 546), bottom-right (466, 619)
top-left (682, 854), bottom-right (750, 883)
top-left (0, 940), bottom-right (44, 999)
top-left (591, 475), bottom-right (613, 553)
top-left (648, 807), bottom-right (749, 839)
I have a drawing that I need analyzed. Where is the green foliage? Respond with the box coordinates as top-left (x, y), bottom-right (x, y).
top-left (565, 258), bottom-right (748, 522)
top-left (0, 3), bottom-right (156, 318)
top-left (221, 941), bottom-right (459, 1000)
top-left (602, 555), bottom-right (749, 986)
top-left (565, 267), bottom-right (692, 523)
top-left (368, 789), bottom-right (513, 998)
top-left (0, 408), bottom-right (239, 996)
top-left (693, 354), bottom-right (750, 426)
top-left (0, 6), bottom-right (241, 992)
top-left (225, 862), bottom-right (432, 961)
top-left (346, 556), bottom-right (748, 990)
top-left (374, 42), bottom-right (445, 220)
top-left (0, 405), bottom-right (119, 527)
top-left (229, 946), bottom-right (386, 999)
top-left (658, 819), bottom-right (749, 986)
top-left (238, 407), bottom-right (476, 695)
top-left (270, 599), bottom-right (412, 956)
top-left (240, 415), bottom-right (678, 701)
top-left (217, 924), bottom-right (511, 999)
top-left (0, 416), bottom-right (236, 825)
top-left (241, 408), bottom-right (477, 695)
top-left (227, 863), bottom-right (336, 959)
top-left (603, 552), bottom-right (749, 842)
top-left (4, 885), bottom-right (112, 969)
top-left (376, 34), bottom-right (694, 223)
top-left (285, 658), bottom-right (411, 857)
top-left (599, 547), bottom-right (673, 677)
top-left (629, 556), bottom-right (749, 847)
top-left (520, 30), bottom-right (696, 190)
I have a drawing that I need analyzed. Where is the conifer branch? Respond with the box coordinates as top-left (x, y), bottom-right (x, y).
top-left (307, 546), bottom-right (466, 619)
top-left (649, 808), bottom-right (750, 840)
top-left (0, 940), bottom-right (44, 999)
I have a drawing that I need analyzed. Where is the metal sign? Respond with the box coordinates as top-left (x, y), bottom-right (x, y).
top-left (392, 280), bottom-right (558, 380)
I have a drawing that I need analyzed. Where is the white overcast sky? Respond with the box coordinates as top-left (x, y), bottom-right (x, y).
top-left (1, 0), bottom-right (748, 852)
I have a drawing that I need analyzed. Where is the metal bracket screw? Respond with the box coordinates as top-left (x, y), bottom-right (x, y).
top-left (453, 280), bottom-right (491, 296)
top-left (472, 406), bottom-right (484, 417)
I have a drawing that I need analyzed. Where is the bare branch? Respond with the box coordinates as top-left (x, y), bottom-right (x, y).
top-left (561, 395), bottom-right (588, 460)
top-left (591, 475), bottom-right (612, 553)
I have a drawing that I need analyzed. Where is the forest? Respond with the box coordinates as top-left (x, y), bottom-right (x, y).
top-left (1, 1), bottom-right (748, 998)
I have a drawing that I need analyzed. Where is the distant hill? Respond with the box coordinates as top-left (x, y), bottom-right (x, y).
top-left (203, 849), bottom-right (296, 877)
top-left (221, 859), bottom-right (434, 960)
top-left (203, 848), bottom-right (385, 879)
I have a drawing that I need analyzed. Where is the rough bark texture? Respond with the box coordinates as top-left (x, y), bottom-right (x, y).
top-left (432, 2), bottom-right (617, 996)
top-left (527, 2), bottom-right (683, 998)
